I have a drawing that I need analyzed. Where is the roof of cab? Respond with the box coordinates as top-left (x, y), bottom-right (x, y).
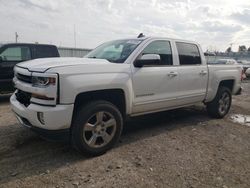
top-left (145, 36), bottom-right (199, 44)
top-left (115, 36), bottom-right (199, 45)
top-left (0, 43), bottom-right (57, 48)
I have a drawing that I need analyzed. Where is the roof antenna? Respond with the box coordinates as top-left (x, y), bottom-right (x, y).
top-left (137, 33), bottom-right (145, 38)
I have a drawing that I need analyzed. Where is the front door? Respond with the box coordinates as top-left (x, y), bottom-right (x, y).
top-left (131, 40), bottom-right (180, 114)
top-left (0, 46), bottom-right (31, 81)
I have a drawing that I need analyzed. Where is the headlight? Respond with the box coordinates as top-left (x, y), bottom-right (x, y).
top-left (32, 76), bottom-right (56, 87)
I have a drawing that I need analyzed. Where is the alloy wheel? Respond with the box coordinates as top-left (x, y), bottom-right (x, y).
top-left (83, 111), bottom-right (117, 148)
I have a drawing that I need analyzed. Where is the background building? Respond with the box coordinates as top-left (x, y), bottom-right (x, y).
top-left (58, 47), bottom-right (91, 57)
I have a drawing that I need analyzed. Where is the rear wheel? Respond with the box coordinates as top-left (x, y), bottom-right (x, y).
top-left (206, 86), bottom-right (232, 118)
top-left (71, 100), bottom-right (123, 156)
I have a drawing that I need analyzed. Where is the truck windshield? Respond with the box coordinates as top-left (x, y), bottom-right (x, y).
top-left (85, 39), bottom-right (143, 63)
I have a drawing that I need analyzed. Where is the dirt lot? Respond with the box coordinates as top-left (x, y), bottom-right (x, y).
top-left (0, 81), bottom-right (250, 188)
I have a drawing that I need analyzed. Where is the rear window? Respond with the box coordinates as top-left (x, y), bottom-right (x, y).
top-left (176, 42), bottom-right (201, 65)
top-left (34, 46), bottom-right (59, 58)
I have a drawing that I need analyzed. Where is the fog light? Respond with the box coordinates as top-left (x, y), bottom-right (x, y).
top-left (37, 112), bottom-right (45, 125)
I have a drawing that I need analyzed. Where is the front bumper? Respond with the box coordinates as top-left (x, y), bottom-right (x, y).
top-left (10, 94), bottom-right (74, 131)
top-left (18, 121), bottom-right (70, 142)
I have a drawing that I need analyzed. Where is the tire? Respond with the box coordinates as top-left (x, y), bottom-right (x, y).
top-left (206, 86), bottom-right (232, 118)
top-left (71, 100), bottom-right (123, 156)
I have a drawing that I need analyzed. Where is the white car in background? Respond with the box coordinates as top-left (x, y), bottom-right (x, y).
top-left (211, 59), bottom-right (246, 80)
top-left (214, 59), bottom-right (238, 65)
top-left (245, 68), bottom-right (250, 78)
top-left (237, 60), bottom-right (250, 78)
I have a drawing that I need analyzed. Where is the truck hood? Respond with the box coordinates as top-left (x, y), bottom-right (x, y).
top-left (17, 57), bottom-right (114, 72)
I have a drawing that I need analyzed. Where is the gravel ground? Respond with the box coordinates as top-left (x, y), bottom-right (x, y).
top-left (0, 81), bottom-right (249, 188)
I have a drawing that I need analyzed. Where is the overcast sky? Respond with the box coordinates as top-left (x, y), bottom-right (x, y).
top-left (0, 0), bottom-right (250, 51)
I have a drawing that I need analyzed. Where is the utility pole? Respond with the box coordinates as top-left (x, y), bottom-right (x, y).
top-left (230, 43), bottom-right (234, 51)
top-left (15, 32), bottom-right (18, 43)
top-left (74, 24), bottom-right (76, 48)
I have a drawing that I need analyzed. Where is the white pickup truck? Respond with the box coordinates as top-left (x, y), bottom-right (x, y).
top-left (11, 37), bottom-right (243, 155)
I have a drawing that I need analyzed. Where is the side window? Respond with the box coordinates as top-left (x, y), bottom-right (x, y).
top-left (176, 42), bottom-right (201, 65)
top-left (142, 40), bottom-right (173, 65)
top-left (34, 46), bottom-right (58, 58)
top-left (0, 46), bottom-right (31, 61)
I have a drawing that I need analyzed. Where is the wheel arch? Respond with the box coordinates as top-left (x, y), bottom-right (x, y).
top-left (218, 79), bottom-right (235, 92)
top-left (205, 78), bottom-right (235, 103)
top-left (72, 89), bottom-right (127, 121)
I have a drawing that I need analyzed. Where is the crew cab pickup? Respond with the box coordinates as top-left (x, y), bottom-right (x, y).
top-left (0, 43), bottom-right (59, 93)
top-left (10, 37), bottom-right (242, 155)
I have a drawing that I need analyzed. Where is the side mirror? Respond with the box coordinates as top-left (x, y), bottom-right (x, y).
top-left (134, 54), bottom-right (161, 68)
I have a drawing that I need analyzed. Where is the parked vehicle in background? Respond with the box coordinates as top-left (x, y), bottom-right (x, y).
top-left (58, 47), bottom-right (91, 58)
top-left (237, 60), bottom-right (250, 72)
top-left (210, 58), bottom-right (246, 80)
top-left (0, 43), bottom-right (60, 93)
top-left (11, 37), bottom-right (243, 155)
top-left (245, 68), bottom-right (250, 78)
top-left (212, 58), bottom-right (238, 65)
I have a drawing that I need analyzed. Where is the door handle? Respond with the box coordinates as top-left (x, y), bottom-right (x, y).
top-left (168, 71), bottom-right (178, 77)
top-left (200, 70), bottom-right (207, 75)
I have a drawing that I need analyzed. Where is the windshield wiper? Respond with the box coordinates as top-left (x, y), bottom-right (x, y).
top-left (87, 56), bottom-right (117, 63)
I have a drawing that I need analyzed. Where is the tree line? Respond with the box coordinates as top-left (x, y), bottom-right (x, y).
top-left (226, 45), bottom-right (250, 53)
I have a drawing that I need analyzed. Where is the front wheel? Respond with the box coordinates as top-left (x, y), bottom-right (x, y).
top-left (206, 86), bottom-right (232, 118)
top-left (71, 101), bottom-right (123, 156)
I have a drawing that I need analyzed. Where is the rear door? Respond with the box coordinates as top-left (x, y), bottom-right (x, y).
top-left (0, 45), bottom-right (31, 81)
top-left (174, 42), bottom-right (208, 104)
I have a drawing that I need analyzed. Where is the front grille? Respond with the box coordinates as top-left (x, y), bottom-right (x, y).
top-left (15, 90), bottom-right (31, 107)
top-left (16, 73), bottom-right (32, 83)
